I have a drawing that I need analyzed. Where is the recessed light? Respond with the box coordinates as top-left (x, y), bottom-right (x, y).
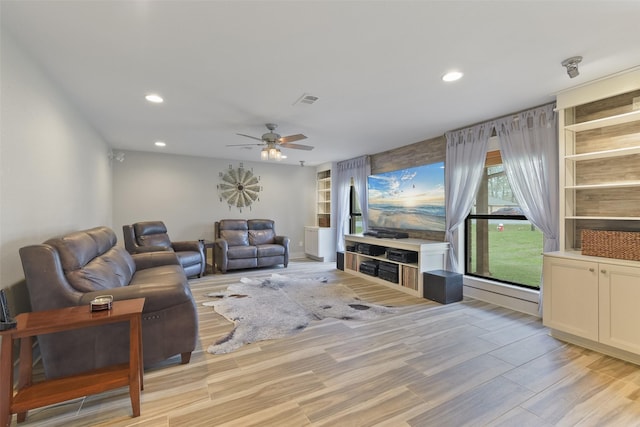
top-left (154, 141), bottom-right (166, 147)
top-left (145, 94), bottom-right (164, 103)
top-left (442, 71), bottom-right (463, 82)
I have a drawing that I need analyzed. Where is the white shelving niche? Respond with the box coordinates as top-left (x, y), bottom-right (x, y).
top-left (544, 67), bottom-right (640, 365)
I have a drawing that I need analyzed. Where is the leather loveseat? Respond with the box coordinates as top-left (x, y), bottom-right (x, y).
top-left (214, 219), bottom-right (289, 273)
top-left (19, 226), bottom-right (198, 379)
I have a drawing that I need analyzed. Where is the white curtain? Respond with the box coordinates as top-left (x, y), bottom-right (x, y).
top-left (495, 103), bottom-right (558, 310)
top-left (444, 123), bottom-right (492, 272)
top-left (335, 156), bottom-right (370, 252)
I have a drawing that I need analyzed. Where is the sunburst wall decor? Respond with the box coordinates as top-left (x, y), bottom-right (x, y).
top-left (217, 163), bottom-right (262, 212)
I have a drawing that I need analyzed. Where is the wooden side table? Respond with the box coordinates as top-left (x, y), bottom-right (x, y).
top-left (0, 298), bottom-right (145, 426)
top-left (201, 239), bottom-right (216, 275)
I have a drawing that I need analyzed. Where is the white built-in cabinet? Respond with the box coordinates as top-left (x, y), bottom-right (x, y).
top-left (543, 67), bottom-right (640, 365)
top-left (305, 168), bottom-right (336, 262)
top-left (304, 226), bottom-right (336, 262)
top-left (543, 253), bottom-right (640, 362)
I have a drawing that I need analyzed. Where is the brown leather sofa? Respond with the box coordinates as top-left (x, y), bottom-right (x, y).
top-left (214, 219), bottom-right (289, 273)
top-left (122, 221), bottom-right (205, 278)
top-left (19, 226), bottom-right (198, 379)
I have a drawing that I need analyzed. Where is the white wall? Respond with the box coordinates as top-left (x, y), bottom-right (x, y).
top-left (112, 150), bottom-right (317, 259)
top-left (0, 31), bottom-right (112, 311)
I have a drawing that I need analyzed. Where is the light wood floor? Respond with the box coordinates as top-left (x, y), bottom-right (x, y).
top-left (13, 260), bottom-right (640, 426)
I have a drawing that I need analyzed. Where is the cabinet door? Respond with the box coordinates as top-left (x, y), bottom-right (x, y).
top-left (599, 263), bottom-right (640, 354)
top-left (317, 228), bottom-right (336, 261)
top-left (305, 227), bottom-right (319, 256)
top-left (543, 256), bottom-right (599, 341)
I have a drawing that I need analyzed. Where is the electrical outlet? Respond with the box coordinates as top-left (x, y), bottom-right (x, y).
top-left (633, 96), bottom-right (640, 110)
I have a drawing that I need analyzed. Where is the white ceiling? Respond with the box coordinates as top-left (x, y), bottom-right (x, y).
top-left (3, 1), bottom-right (639, 166)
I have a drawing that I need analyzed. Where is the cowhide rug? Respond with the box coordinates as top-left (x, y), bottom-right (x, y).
top-left (203, 273), bottom-right (395, 354)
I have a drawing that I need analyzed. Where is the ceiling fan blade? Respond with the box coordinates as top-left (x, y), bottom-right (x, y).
top-left (278, 134), bottom-right (307, 143)
top-left (236, 133), bottom-right (264, 142)
top-left (280, 142), bottom-right (314, 151)
top-left (226, 143), bottom-right (263, 147)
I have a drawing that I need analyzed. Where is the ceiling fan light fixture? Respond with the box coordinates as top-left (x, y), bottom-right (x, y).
top-left (233, 123), bottom-right (313, 161)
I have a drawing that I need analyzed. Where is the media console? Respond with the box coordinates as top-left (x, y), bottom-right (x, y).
top-left (343, 234), bottom-right (449, 298)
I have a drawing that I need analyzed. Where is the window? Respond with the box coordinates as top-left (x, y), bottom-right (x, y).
top-left (349, 180), bottom-right (363, 234)
top-left (465, 150), bottom-right (543, 289)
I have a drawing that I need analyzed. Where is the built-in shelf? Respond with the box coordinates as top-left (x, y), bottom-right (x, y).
top-left (564, 145), bottom-right (640, 161)
top-left (564, 109), bottom-right (640, 132)
top-left (558, 79), bottom-right (640, 252)
top-left (316, 170), bottom-right (331, 227)
top-left (565, 181), bottom-right (640, 189)
top-left (565, 216), bottom-right (640, 221)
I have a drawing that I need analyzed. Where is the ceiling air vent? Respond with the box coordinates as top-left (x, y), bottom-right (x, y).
top-left (293, 93), bottom-right (319, 106)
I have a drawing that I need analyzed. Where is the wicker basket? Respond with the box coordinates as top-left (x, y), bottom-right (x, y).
top-left (581, 229), bottom-right (640, 261)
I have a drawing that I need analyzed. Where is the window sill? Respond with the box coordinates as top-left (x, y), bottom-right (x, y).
top-left (463, 275), bottom-right (540, 317)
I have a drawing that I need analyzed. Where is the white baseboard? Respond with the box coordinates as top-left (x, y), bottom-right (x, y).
top-left (549, 329), bottom-right (640, 366)
top-left (463, 275), bottom-right (540, 317)
top-left (290, 251), bottom-right (307, 260)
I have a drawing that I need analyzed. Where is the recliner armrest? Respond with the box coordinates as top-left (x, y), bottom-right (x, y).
top-left (132, 251), bottom-right (180, 270)
top-left (132, 245), bottom-right (171, 254)
top-left (275, 235), bottom-right (290, 246)
top-left (214, 238), bottom-right (229, 251)
top-left (172, 240), bottom-right (203, 252)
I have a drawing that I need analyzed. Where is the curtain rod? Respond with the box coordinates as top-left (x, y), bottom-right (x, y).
top-left (447, 101), bottom-right (556, 134)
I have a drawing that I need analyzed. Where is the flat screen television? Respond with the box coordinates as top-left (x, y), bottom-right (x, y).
top-left (367, 162), bottom-right (445, 232)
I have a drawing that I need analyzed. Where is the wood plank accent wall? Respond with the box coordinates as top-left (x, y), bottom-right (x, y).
top-left (370, 135), bottom-right (445, 174)
top-left (370, 135), bottom-right (446, 241)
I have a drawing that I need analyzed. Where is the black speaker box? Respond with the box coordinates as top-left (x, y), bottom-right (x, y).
top-left (423, 270), bottom-right (463, 304)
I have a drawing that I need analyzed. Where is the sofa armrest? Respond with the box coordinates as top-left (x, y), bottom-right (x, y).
top-left (276, 235), bottom-right (290, 268)
top-left (132, 251), bottom-right (180, 270)
top-left (214, 239), bottom-right (229, 273)
top-left (79, 281), bottom-right (192, 313)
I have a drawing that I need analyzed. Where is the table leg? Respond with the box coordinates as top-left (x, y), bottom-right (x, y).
top-left (128, 315), bottom-right (142, 417)
top-left (1, 336), bottom-right (14, 427)
top-left (138, 318), bottom-right (143, 391)
top-left (16, 336), bottom-right (34, 422)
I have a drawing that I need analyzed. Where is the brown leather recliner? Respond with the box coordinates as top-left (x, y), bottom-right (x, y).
top-left (19, 226), bottom-right (198, 379)
top-left (214, 219), bottom-right (289, 273)
top-left (122, 221), bottom-right (205, 278)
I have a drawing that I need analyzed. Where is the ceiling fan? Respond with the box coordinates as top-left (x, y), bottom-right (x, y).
top-left (228, 123), bottom-right (314, 152)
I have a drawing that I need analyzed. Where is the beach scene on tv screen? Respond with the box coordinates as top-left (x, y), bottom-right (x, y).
top-left (368, 162), bottom-right (445, 231)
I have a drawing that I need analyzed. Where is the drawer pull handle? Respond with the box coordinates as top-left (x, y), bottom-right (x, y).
top-left (588, 268), bottom-right (595, 272)
top-left (601, 269), bottom-right (607, 274)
